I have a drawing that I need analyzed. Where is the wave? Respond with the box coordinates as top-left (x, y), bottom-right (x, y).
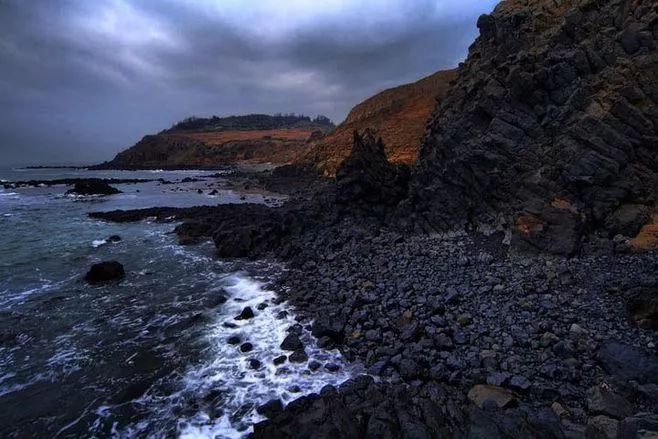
top-left (116, 274), bottom-right (356, 438)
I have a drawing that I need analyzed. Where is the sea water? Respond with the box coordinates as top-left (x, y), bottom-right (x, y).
top-left (0, 167), bottom-right (354, 437)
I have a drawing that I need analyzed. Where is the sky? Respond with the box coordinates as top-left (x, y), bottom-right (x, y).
top-left (0, 0), bottom-right (497, 166)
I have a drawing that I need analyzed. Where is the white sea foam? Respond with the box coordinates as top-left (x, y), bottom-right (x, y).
top-left (124, 274), bottom-right (356, 438)
top-left (92, 239), bottom-right (107, 248)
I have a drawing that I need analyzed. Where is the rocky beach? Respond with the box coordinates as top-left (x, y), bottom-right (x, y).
top-left (91, 140), bottom-right (658, 437)
top-left (1, 0), bottom-right (657, 437)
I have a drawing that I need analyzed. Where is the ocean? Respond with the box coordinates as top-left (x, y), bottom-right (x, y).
top-left (0, 167), bottom-right (353, 437)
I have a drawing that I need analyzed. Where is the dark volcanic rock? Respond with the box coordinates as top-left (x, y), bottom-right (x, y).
top-left (252, 375), bottom-right (568, 438)
top-left (84, 261), bottom-right (125, 283)
top-left (409, 0), bottom-right (658, 254)
top-left (310, 315), bottom-right (345, 345)
top-left (280, 334), bottom-right (303, 352)
top-left (625, 286), bottom-right (658, 329)
top-left (257, 399), bottom-right (284, 419)
top-left (336, 130), bottom-right (410, 217)
top-left (617, 413), bottom-right (658, 439)
top-left (289, 349), bottom-right (308, 363)
top-left (235, 307), bottom-right (255, 320)
top-left (598, 341), bottom-right (658, 384)
top-left (66, 179), bottom-right (121, 196)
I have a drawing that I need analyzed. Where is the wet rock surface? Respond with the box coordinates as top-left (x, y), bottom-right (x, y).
top-left (64, 179), bottom-right (123, 195)
top-left (84, 261), bottom-right (125, 283)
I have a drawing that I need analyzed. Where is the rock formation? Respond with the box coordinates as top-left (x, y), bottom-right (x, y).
top-left (409, 0), bottom-right (657, 255)
top-left (303, 69), bottom-right (456, 176)
top-left (66, 179), bottom-right (121, 196)
top-left (335, 130), bottom-right (410, 218)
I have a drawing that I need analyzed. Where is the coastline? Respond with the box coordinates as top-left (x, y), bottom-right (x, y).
top-left (89, 164), bottom-right (658, 437)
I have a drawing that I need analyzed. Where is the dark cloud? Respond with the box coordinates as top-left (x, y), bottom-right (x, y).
top-left (0, 0), bottom-right (497, 165)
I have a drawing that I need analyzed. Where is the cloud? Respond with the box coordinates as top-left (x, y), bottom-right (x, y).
top-left (0, 0), bottom-right (497, 165)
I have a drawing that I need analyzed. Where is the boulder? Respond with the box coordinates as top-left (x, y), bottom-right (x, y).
top-left (605, 204), bottom-right (652, 238)
top-left (467, 385), bottom-right (518, 409)
top-left (66, 179), bottom-right (121, 195)
top-left (280, 333), bottom-right (303, 351)
top-left (289, 349), bottom-right (308, 363)
top-left (586, 385), bottom-right (632, 420)
top-left (597, 341), bottom-right (658, 384)
top-left (310, 315), bottom-right (345, 345)
top-left (234, 307), bottom-right (255, 320)
top-left (257, 399), bottom-right (283, 419)
top-left (84, 261), bottom-right (125, 283)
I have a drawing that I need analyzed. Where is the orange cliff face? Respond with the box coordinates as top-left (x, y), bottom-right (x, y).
top-left (302, 69), bottom-right (457, 176)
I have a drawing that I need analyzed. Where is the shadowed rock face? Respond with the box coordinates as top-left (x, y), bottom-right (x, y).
top-left (336, 130), bottom-right (410, 218)
top-left (410, 0), bottom-right (658, 255)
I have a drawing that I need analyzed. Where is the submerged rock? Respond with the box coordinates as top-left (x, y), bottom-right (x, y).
top-left (107, 235), bottom-right (122, 243)
top-left (84, 261), bottom-right (125, 283)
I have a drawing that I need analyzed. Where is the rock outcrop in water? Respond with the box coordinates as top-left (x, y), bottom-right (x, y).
top-left (66, 179), bottom-right (121, 196)
top-left (84, 261), bottom-right (125, 283)
top-left (408, 0), bottom-right (658, 255)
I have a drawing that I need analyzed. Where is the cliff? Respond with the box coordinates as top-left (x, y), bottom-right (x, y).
top-left (303, 69), bottom-right (457, 176)
top-left (408, 0), bottom-right (657, 255)
top-left (95, 114), bottom-right (333, 169)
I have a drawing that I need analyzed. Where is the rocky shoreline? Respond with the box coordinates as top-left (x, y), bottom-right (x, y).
top-left (84, 0), bottom-right (658, 433)
top-left (89, 154), bottom-right (658, 438)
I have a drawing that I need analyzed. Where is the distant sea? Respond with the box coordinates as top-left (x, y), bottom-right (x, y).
top-left (0, 166), bottom-right (352, 437)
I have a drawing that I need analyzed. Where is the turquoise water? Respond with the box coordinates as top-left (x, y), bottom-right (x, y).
top-left (0, 168), bottom-right (353, 437)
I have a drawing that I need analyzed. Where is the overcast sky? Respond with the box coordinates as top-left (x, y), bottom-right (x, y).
top-left (0, 0), bottom-right (497, 165)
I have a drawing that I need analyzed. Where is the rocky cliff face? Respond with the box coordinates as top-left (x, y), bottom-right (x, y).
top-left (304, 70), bottom-right (456, 176)
top-left (409, 0), bottom-right (657, 255)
